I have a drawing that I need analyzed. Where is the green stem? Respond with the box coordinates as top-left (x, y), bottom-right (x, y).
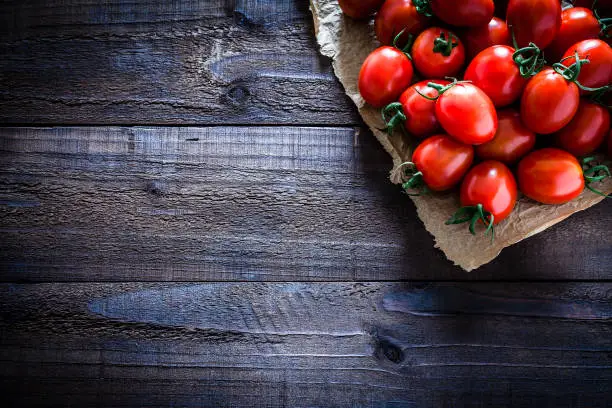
top-left (594, 0), bottom-right (612, 39)
top-left (381, 102), bottom-right (406, 136)
top-left (397, 162), bottom-right (429, 196)
top-left (445, 203), bottom-right (495, 240)
top-left (512, 42), bottom-right (546, 78)
top-left (413, 0), bottom-right (432, 17)
top-left (392, 29), bottom-right (413, 57)
top-left (553, 51), bottom-right (611, 93)
top-left (415, 78), bottom-right (470, 101)
top-left (582, 157), bottom-right (611, 198)
top-left (432, 32), bottom-right (458, 57)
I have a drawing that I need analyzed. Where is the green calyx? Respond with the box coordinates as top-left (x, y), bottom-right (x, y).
top-left (582, 157), bottom-right (611, 197)
top-left (381, 102), bottom-right (406, 136)
top-left (413, 0), bottom-right (432, 17)
top-left (397, 162), bottom-right (429, 196)
top-left (432, 32), bottom-right (459, 57)
top-left (415, 77), bottom-right (470, 101)
top-left (553, 52), bottom-right (610, 93)
top-left (446, 203), bottom-right (495, 241)
top-left (510, 28), bottom-right (546, 78)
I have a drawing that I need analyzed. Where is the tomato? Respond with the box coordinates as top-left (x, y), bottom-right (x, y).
top-left (520, 68), bottom-right (580, 134)
top-left (462, 17), bottom-right (511, 60)
top-left (545, 8), bottom-right (601, 63)
top-left (506, 0), bottom-right (561, 48)
top-left (555, 99), bottom-right (610, 156)
top-left (412, 27), bottom-right (466, 78)
top-left (518, 148), bottom-right (585, 204)
top-left (476, 109), bottom-right (536, 163)
top-left (464, 45), bottom-right (528, 107)
top-left (339, 0), bottom-right (385, 19)
top-left (432, 82), bottom-right (498, 144)
top-left (409, 134), bottom-right (474, 191)
top-left (375, 0), bottom-right (431, 46)
top-left (397, 79), bottom-right (450, 138)
top-left (430, 0), bottom-right (494, 27)
top-left (562, 39), bottom-right (612, 93)
top-left (358, 46), bottom-right (414, 108)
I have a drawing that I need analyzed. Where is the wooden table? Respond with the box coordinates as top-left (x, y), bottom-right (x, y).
top-left (1, 1), bottom-right (611, 407)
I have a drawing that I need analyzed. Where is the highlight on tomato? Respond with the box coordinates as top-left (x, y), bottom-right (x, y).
top-left (506, 0), bottom-right (562, 49)
top-left (545, 7), bottom-right (601, 63)
top-left (462, 17), bottom-right (511, 60)
top-left (375, 0), bottom-right (431, 46)
top-left (411, 27), bottom-right (466, 78)
top-left (562, 39), bottom-right (612, 93)
top-left (476, 109), bottom-right (536, 164)
top-left (428, 0), bottom-right (495, 27)
top-left (555, 99), bottom-right (611, 157)
top-left (339, 0), bottom-right (385, 19)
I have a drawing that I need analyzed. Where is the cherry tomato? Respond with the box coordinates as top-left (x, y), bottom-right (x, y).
top-left (506, 0), bottom-right (562, 48)
top-left (555, 99), bottom-right (611, 156)
top-left (430, 0), bottom-right (494, 27)
top-left (545, 8), bottom-right (601, 63)
top-left (358, 46), bottom-right (414, 108)
top-left (520, 68), bottom-right (580, 134)
top-left (339, 0), bottom-right (385, 19)
top-left (464, 45), bottom-right (528, 107)
top-left (398, 79), bottom-right (450, 138)
top-left (518, 148), bottom-right (585, 204)
top-left (562, 39), bottom-right (612, 92)
top-left (412, 27), bottom-right (466, 78)
top-left (462, 17), bottom-right (511, 60)
top-left (434, 82), bottom-right (498, 145)
top-left (411, 134), bottom-right (474, 191)
top-left (476, 109), bottom-right (536, 163)
top-left (375, 0), bottom-right (431, 46)
top-left (459, 160), bottom-right (518, 224)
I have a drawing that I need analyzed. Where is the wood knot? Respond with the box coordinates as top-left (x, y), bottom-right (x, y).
top-left (225, 84), bottom-right (251, 105)
top-left (379, 339), bottom-right (404, 364)
top-left (145, 181), bottom-right (166, 197)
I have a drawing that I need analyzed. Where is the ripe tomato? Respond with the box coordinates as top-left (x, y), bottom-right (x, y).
top-left (520, 68), bottom-right (580, 134)
top-left (412, 27), bottom-right (466, 78)
top-left (430, 0), bottom-right (494, 27)
top-left (518, 148), bottom-right (585, 204)
top-left (397, 79), bottom-right (450, 138)
top-left (464, 45), bottom-right (528, 107)
top-left (339, 0), bottom-right (385, 19)
top-left (432, 82), bottom-right (498, 144)
top-left (506, 0), bottom-right (561, 48)
top-left (476, 109), bottom-right (536, 163)
top-left (462, 17), bottom-right (511, 59)
top-left (409, 134), bottom-right (474, 191)
top-left (562, 39), bottom-right (612, 93)
top-left (375, 0), bottom-right (431, 46)
top-left (545, 8), bottom-right (601, 63)
top-left (358, 46), bottom-right (413, 108)
top-left (555, 99), bottom-right (611, 156)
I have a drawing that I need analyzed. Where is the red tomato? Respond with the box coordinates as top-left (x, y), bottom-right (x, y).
top-left (518, 148), bottom-right (585, 204)
top-left (410, 134), bottom-right (474, 191)
top-left (358, 46), bottom-right (414, 108)
top-left (476, 109), bottom-right (536, 163)
top-left (506, 0), bottom-right (562, 48)
top-left (459, 160), bottom-right (518, 225)
top-left (464, 45), bottom-right (528, 107)
top-left (433, 82), bottom-right (498, 144)
top-left (562, 39), bottom-right (612, 93)
top-left (412, 27), bottom-right (466, 78)
top-left (339, 0), bottom-right (385, 19)
top-left (555, 99), bottom-right (611, 156)
top-left (398, 79), bottom-right (450, 138)
top-left (375, 0), bottom-right (431, 45)
top-left (431, 0), bottom-right (494, 27)
top-left (520, 68), bottom-right (580, 134)
top-left (545, 8), bottom-right (600, 63)
top-left (462, 17), bottom-right (511, 59)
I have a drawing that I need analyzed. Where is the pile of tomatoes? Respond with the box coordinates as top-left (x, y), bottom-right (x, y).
top-left (341, 0), bottom-right (612, 237)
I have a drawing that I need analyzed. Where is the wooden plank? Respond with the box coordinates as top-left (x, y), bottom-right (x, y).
top-left (0, 0), bottom-right (358, 124)
top-left (1, 282), bottom-right (611, 407)
top-left (1, 126), bottom-right (611, 281)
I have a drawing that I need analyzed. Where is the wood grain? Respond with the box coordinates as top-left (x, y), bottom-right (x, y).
top-left (0, 0), bottom-right (358, 125)
top-left (1, 282), bottom-right (611, 407)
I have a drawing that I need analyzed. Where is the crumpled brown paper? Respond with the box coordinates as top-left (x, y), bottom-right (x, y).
top-left (310, 0), bottom-right (612, 271)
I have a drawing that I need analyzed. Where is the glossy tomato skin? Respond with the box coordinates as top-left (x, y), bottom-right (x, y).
top-left (435, 83), bottom-right (498, 145)
top-left (339, 0), bottom-right (385, 19)
top-left (412, 134), bottom-right (474, 191)
top-left (464, 45), bottom-right (527, 107)
top-left (460, 160), bottom-right (518, 224)
top-left (375, 0), bottom-right (431, 45)
top-left (430, 0), bottom-right (494, 27)
top-left (412, 27), bottom-right (466, 78)
top-left (518, 148), bottom-right (585, 204)
top-left (462, 17), bottom-right (510, 60)
top-left (358, 46), bottom-right (413, 108)
top-left (555, 99), bottom-right (611, 157)
top-left (398, 80), bottom-right (450, 138)
top-left (476, 109), bottom-right (536, 163)
top-left (506, 0), bottom-right (561, 48)
top-left (545, 8), bottom-right (600, 63)
top-left (562, 39), bottom-right (612, 93)
top-left (520, 68), bottom-right (580, 134)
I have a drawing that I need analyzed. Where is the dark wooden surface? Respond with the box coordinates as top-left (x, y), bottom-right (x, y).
top-left (0, 1), bottom-right (611, 407)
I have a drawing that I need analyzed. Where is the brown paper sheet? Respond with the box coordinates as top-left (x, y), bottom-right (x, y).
top-left (310, 0), bottom-right (612, 271)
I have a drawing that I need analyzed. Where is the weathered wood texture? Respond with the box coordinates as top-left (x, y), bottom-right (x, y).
top-left (2, 126), bottom-right (611, 281)
top-left (1, 282), bottom-right (611, 407)
top-left (0, 0), bottom-right (358, 125)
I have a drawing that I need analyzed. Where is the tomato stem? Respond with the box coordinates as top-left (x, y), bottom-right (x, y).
top-left (415, 78), bottom-right (470, 101)
top-left (432, 31), bottom-right (458, 57)
top-left (381, 102), bottom-right (406, 135)
top-left (582, 157), bottom-right (611, 197)
top-left (512, 43), bottom-right (546, 78)
top-left (397, 162), bottom-right (429, 196)
top-left (593, 0), bottom-right (612, 39)
top-left (392, 29), bottom-right (413, 57)
top-left (446, 203), bottom-right (495, 241)
top-left (552, 52), bottom-right (609, 92)
top-left (413, 0), bottom-right (432, 17)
